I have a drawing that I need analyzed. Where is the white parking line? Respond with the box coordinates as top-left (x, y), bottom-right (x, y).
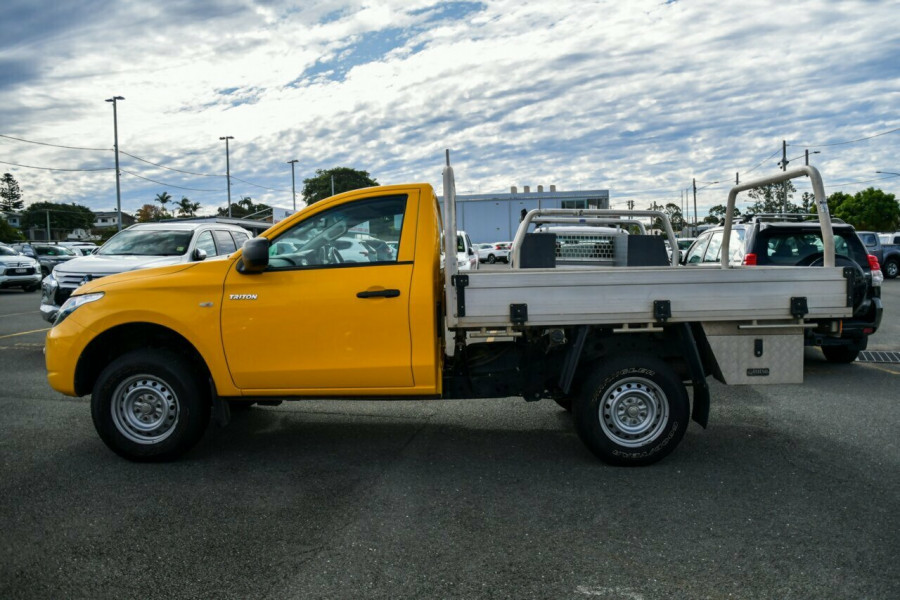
top-left (0, 328), bottom-right (50, 340)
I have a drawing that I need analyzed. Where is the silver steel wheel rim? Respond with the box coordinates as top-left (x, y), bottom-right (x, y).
top-left (110, 375), bottom-right (180, 445)
top-left (598, 376), bottom-right (668, 448)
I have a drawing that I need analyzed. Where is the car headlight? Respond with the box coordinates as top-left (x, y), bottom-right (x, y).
top-left (54, 292), bottom-right (104, 326)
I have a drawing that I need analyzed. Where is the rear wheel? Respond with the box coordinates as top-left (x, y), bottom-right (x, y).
top-left (821, 338), bottom-right (866, 363)
top-left (884, 259), bottom-right (898, 279)
top-left (573, 356), bottom-right (688, 466)
top-left (91, 349), bottom-right (210, 461)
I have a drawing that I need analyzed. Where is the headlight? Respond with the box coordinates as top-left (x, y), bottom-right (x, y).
top-left (54, 292), bottom-right (104, 327)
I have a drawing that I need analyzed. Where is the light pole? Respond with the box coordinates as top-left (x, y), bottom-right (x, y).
top-left (778, 149), bottom-right (821, 211)
top-left (220, 136), bottom-right (234, 217)
top-left (287, 159), bottom-right (298, 212)
top-left (105, 96), bottom-right (125, 231)
top-left (692, 179), bottom-right (719, 234)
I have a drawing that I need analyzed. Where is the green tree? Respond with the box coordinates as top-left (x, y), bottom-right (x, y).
top-left (646, 201), bottom-right (683, 231)
top-left (301, 167), bottom-right (378, 205)
top-left (0, 173), bottom-right (24, 211)
top-left (20, 202), bottom-right (95, 238)
top-left (823, 191), bottom-right (853, 216)
top-left (745, 181), bottom-right (800, 214)
top-left (217, 196), bottom-right (271, 219)
top-left (0, 217), bottom-right (24, 243)
top-left (829, 188), bottom-right (900, 231)
top-left (155, 191), bottom-right (173, 218)
top-left (177, 196), bottom-right (201, 217)
top-left (706, 204), bottom-right (742, 224)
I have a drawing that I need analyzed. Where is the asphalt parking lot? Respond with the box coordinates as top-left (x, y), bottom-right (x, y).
top-left (1, 279), bottom-right (898, 599)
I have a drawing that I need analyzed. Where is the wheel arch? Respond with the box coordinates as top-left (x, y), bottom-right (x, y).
top-left (75, 323), bottom-right (211, 397)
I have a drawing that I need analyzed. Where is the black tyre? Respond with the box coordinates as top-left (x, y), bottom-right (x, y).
top-left (573, 356), bottom-right (689, 466)
top-left (487, 254), bottom-right (496, 264)
top-left (91, 349), bottom-right (211, 461)
top-left (821, 338), bottom-right (866, 363)
top-left (884, 259), bottom-right (898, 279)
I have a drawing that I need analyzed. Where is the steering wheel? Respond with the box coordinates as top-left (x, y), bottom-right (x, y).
top-left (794, 252), bottom-right (824, 266)
top-left (806, 254), bottom-right (868, 312)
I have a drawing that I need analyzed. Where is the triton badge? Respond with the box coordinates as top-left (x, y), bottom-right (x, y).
top-left (229, 294), bottom-right (258, 300)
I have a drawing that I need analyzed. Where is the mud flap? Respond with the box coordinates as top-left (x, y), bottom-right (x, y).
top-left (677, 323), bottom-right (709, 428)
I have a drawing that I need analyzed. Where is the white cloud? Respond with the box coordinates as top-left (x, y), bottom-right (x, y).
top-left (1, 0), bottom-right (898, 219)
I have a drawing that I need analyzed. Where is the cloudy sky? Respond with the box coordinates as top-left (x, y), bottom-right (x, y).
top-left (1, 0), bottom-right (898, 220)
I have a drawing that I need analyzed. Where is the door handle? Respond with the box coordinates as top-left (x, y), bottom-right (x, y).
top-left (356, 289), bottom-right (401, 299)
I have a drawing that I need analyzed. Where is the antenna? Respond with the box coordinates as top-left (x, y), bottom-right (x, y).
top-left (445, 149), bottom-right (450, 166)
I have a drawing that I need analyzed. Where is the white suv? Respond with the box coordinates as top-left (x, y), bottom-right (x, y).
top-left (40, 222), bottom-right (251, 322)
top-left (0, 245), bottom-right (42, 292)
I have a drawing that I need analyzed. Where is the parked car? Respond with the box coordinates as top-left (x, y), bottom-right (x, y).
top-left (59, 242), bottom-right (99, 256)
top-left (40, 222), bottom-right (251, 323)
top-left (456, 231), bottom-right (478, 271)
top-left (857, 230), bottom-right (900, 279)
top-left (665, 237), bottom-right (696, 262)
top-left (682, 214), bottom-right (883, 362)
top-left (0, 244), bottom-right (42, 292)
top-left (477, 241), bottom-right (511, 264)
top-left (10, 243), bottom-right (79, 276)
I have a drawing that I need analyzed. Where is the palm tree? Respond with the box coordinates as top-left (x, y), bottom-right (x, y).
top-left (177, 196), bottom-right (200, 218)
top-left (155, 191), bottom-right (173, 216)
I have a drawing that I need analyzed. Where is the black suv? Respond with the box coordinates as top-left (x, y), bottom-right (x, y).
top-left (683, 214), bottom-right (883, 363)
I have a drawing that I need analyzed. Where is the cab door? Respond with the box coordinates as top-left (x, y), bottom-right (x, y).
top-left (220, 192), bottom-right (417, 391)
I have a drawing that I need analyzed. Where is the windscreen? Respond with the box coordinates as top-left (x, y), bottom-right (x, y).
top-left (99, 230), bottom-right (194, 256)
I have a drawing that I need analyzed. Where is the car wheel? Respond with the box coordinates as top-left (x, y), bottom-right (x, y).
top-left (821, 339), bottom-right (866, 364)
top-left (487, 254), bottom-right (496, 263)
top-left (573, 356), bottom-right (688, 466)
top-left (884, 259), bottom-right (899, 279)
top-left (91, 349), bottom-right (210, 461)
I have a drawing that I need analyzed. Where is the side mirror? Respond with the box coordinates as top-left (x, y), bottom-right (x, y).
top-left (192, 248), bottom-right (208, 262)
top-left (468, 247), bottom-right (475, 256)
top-left (239, 237), bottom-right (270, 273)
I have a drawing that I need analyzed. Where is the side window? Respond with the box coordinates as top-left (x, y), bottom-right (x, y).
top-left (702, 232), bottom-right (723, 263)
top-left (268, 195), bottom-right (406, 269)
top-left (685, 233), bottom-right (710, 264)
top-left (726, 229), bottom-right (745, 262)
top-left (195, 231), bottom-right (217, 257)
top-left (212, 230), bottom-right (237, 255)
top-left (231, 231), bottom-right (249, 249)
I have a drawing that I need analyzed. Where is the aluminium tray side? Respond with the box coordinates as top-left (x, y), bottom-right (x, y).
top-left (451, 266), bottom-right (853, 328)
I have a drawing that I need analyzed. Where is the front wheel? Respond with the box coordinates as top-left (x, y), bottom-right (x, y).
top-left (91, 349), bottom-right (211, 461)
top-left (573, 356), bottom-right (689, 466)
top-left (884, 259), bottom-right (898, 279)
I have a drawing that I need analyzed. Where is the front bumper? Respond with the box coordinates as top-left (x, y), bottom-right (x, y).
top-left (0, 272), bottom-right (41, 289)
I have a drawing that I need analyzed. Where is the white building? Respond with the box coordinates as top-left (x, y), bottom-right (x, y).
top-left (441, 185), bottom-right (610, 243)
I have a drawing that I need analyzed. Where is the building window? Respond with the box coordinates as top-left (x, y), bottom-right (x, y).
top-left (561, 200), bottom-right (587, 209)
